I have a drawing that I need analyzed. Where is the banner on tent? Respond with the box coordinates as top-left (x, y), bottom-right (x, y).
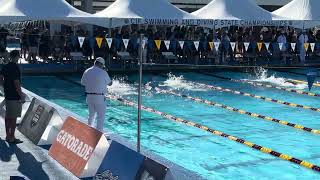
top-left (78, 37), bottom-right (85, 48)
top-left (291, 43), bottom-right (296, 51)
top-left (179, 41), bottom-right (184, 49)
top-left (106, 38), bottom-right (113, 48)
top-left (194, 41), bottom-right (200, 51)
top-left (214, 42), bottom-right (220, 51)
top-left (209, 42), bottom-right (213, 50)
top-left (123, 39), bottom-right (129, 49)
top-left (207, 20), bottom-right (295, 27)
top-left (124, 18), bottom-right (194, 26)
top-left (96, 38), bottom-right (103, 48)
top-left (155, 40), bottom-right (161, 50)
top-left (257, 42), bottom-right (263, 52)
top-left (230, 42), bottom-right (236, 52)
top-left (164, 40), bottom-right (170, 50)
top-left (304, 43), bottom-right (310, 51)
top-left (279, 43), bottom-right (284, 51)
top-left (310, 43), bottom-right (315, 52)
top-left (123, 18), bottom-right (296, 27)
top-left (244, 42), bottom-right (250, 52)
top-left (265, 42), bottom-right (270, 50)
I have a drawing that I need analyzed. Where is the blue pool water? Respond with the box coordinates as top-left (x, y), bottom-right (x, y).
top-left (23, 69), bottom-right (320, 179)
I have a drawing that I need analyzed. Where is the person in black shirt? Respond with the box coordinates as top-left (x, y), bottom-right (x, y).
top-left (0, 50), bottom-right (24, 144)
top-left (0, 27), bottom-right (9, 53)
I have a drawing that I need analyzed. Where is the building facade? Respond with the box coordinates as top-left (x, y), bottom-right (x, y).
top-left (70, 0), bottom-right (292, 13)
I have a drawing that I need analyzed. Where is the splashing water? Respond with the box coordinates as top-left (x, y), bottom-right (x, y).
top-left (159, 73), bottom-right (207, 91)
top-left (248, 67), bottom-right (307, 90)
top-left (108, 77), bottom-right (137, 96)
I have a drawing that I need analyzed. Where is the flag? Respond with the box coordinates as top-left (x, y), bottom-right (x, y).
top-left (209, 42), bottom-right (214, 50)
top-left (278, 43), bottom-right (283, 51)
top-left (214, 42), bottom-right (220, 51)
top-left (122, 39), bottom-right (129, 49)
top-left (179, 41), bottom-right (184, 49)
top-left (230, 42), bottom-right (236, 52)
top-left (291, 43), bottom-right (296, 51)
top-left (304, 43), bottom-right (310, 51)
top-left (265, 42), bottom-right (270, 50)
top-left (244, 42), bottom-right (250, 52)
top-left (142, 39), bottom-right (147, 49)
top-left (96, 37), bottom-right (103, 48)
top-left (106, 38), bottom-right (113, 48)
top-left (164, 40), bottom-right (170, 50)
top-left (307, 69), bottom-right (317, 91)
top-left (194, 41), bottom-right (200, 51)
top-left (78, 37), bottom-right (85, 48)
top-left (155, 40), bottom-right (161, 50)
top-left (257, 42), bottom-right (263, 52)
top-left (310, 43), bottom-right (315, 52)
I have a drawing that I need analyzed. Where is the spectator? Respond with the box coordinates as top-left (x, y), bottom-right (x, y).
top-left (0, 50), bottom-right (25, 144)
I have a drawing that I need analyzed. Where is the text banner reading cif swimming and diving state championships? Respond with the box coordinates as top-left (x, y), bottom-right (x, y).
top-left (118, 18), bottom-right (297, 28)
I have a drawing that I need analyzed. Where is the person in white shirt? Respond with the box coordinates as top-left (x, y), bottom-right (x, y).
top-left (81, 57), bottom-right (112, 131)
top-left (298, 30), bottom-right (309, 63)
top-left (277, 30), bottom-right (288, 63)
top-left (277, 31), bottom-right (287, 52)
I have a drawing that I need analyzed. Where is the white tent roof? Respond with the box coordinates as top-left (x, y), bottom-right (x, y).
top-left (95, 0), bottom-right (198, 27)
top-left (0, 0), bottom-right (108, 27)
top-left (192, 0), bottom-right (274, 20)
top-left (273, 0), bottom-right (320, 21)
top-left (192, 0), bottom-right (290, 27)
top-left (273, 0), bottom-right (320, 28)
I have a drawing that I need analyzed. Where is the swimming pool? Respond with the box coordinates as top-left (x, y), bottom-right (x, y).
top-left (23, 68), bottom-right (320, 179)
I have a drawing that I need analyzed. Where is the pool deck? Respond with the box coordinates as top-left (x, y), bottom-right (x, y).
top-left (0, 116), bottom-right (79, 180)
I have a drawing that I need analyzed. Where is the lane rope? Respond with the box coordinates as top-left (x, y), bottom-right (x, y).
top-left (198, 72), bottom-right (320, 98)
top-left (286, 79), bottom-right (320, 87)
top-left (155, 87), bottom-right (320, 135)
top-left (192, 81), bottom-right (320, 113)
top-left (106, 94), bottom-right (320, 173)
top-left (54, 75), bottom-right (320, 172)
top-left (56, 75), bottom-right (320, 133)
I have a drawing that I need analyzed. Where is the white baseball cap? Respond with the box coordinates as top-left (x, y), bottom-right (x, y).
top-left (95, 57), bottom-right (105, 67)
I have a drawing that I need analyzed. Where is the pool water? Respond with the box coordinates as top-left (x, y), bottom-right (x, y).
top-left (23, 69), bottom-right (320, 179)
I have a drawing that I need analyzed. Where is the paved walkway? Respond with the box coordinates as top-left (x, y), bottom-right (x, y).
top-left (0, 117), bottom-right (78, 180)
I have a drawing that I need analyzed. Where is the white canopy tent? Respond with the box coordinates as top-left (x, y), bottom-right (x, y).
top-left (192, 0), bottom-right (295, 28)
top-left (273, 0), bottom-right (320, 29)
top-left (95, 0), bottom-right (199, 28)
top-left (0, 0), bottom-right (108, 27)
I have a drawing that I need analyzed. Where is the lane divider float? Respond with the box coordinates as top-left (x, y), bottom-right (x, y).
top-left (55, 76), bottom-right (320, 172)
top-left (106, 94), bottom-right (320, 173)
top-left (286, 79), bottom-right (320, 87)
top-left (193, 82), bottom-right (320, 113)
top-left (198, 72), bottom-right (320, 98)
top-left (155, 87), bottom-right (320, 135)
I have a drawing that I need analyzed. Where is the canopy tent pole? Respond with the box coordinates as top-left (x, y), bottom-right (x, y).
top-left (137, 33), bottom-right (144, 153)
top-left (107, 18), bottom-right (113, 67)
